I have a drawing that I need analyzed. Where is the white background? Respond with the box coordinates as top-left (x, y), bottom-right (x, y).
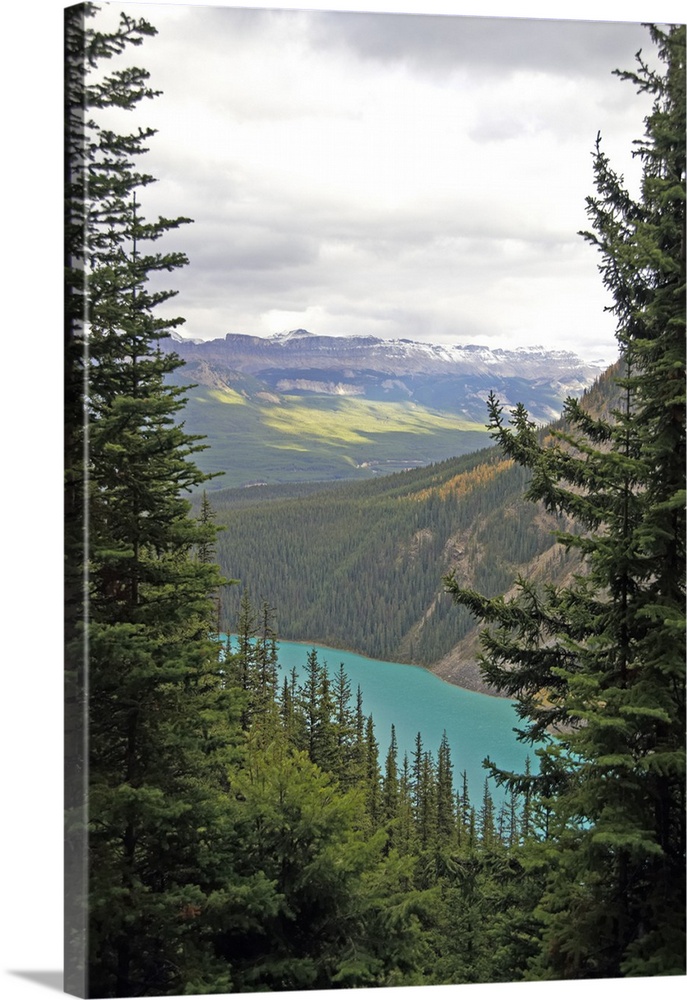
top-left (1, 1), bottom-right (684, 998)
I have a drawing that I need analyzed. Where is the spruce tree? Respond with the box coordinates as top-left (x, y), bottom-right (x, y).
top-left (64, 7), bottom-right (161, 988)
top-left (300, 647), bottom-right (323, 762)
top-left (436, 731), bottom-right (456, 844)
top-left (477, 779), bottom-right (496, 851)
top-left (252, 599), bottom-right (280, 734)
top-left (411, 730), bottom-right (424, 821)
top-left (446, 24), bottom-right (685, 978)
top-left (417, 751), bottom-right (438, 849)
top-left (64, 5), bottom-right (240, 994)
top-left (382, 724), bottom-right (400, 824)
top-left (364, 715), bottom-right (382, 828)
top-left (349, 684), bottom-right (369, 788)
top-left (458, 768), bottom-right (472, 848)
top-left (314, 666), bottom-right (339, 774)
top-left (231, 589), bottom-right (258, 729)
top-left (396, 753), bottom-right (416, 854)
top-left (331, 663), bottom-right (357, 787)
top-left (196, 491), bottom-right (217, 565)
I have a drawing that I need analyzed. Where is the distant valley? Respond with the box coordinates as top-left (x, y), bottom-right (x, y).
top-left (166, 329), bottom-right (605, 488)
top-left (196, 367), bottom-right (619, 691)
top-left (166, 326), bottom-right (615, 689)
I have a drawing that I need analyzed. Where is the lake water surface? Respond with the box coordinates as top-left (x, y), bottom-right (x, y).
top-left (274, 640), bottom-right (535, 803)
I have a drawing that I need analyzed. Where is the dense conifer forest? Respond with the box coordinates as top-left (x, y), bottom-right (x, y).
top-left (65, 5), bottom-right (685, 996)
top-left (208, 449), bottom-right (571, 670)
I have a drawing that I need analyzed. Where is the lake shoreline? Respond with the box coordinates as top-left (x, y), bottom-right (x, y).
top-left (272, 635), bottom-right (509, 701)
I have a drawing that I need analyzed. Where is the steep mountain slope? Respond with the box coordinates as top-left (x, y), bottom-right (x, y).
top-left (207, 365), bottom-right (621, 694)
top-left (209, 451), bottom-right (571, 694)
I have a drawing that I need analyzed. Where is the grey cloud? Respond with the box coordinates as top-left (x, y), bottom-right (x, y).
top-left (150, 184), bottom-right (583, 328)
top-left (309, 202), bottom-right (577, 253)
top-left (156, 5), bottom-right (284, 46)
top-left (147, 6), bottom-right (653, 90)
top-left (470, 114), bottom-right (527, 143)
top-left (307, 12), bottom-right (650, 81)
top-left (123, 4), bottom-right (645, 360)
top-left (182, 223), bottom-right (319, 274)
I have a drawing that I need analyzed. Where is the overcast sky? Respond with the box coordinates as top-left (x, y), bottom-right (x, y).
top-left (88, 2), bottom-right (679, 365)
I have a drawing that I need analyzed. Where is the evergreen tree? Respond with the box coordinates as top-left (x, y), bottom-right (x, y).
top-left (196, 490), bottom-right (230, 641)
top-left (85, 132), bottom-right (231, 1000)
top-left (331, 663), bottom-right (357, 787)
top-left (411, 731), bottom-right (424, 820)
top-left (506, 790), bottom-right (519, 851)
top-left (349, 684), bottom-right (369, 788)
top-left (64, 6), bottom-right (240, 994)
top-left (417, 752), bottom-right (438, 849)
top-left (446, 24), bottom-right (685, 978)
top-left (251, 599), bottom-right (280, 735)
top-left (299, 648), bottom-right (320, 760)
top-left (520, 756), bottom-right (533, 843)
top-left (64, 7), bottom-right (166, 987)
top-left (223, 742), bottom-right (418, 991)
top-left (396, 753), bottom-right (417, 855)
top-left (458, 768), bottom-right (472, 848)
top-left (197, 490), bottom-right (217, 565)
top-left (279, 673), bottom-right (295, 742)
top-left (314, 666), bottom-right (339, 774)
top-left (364, 715), bottom-right (382, 828)
top-left (477, 779), bottom-right (496, 851)
top-left (283, 664), bottom-right (307, 752)
top-left (382, 724), bottom-right (400, 824)
top-left (436, 731), bottom-right (456, 844)
top-left (232, 589), bottom-right (258, 729)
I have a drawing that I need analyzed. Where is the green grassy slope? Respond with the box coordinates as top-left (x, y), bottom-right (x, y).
top-left (173, 371), bottom-right (492, 487)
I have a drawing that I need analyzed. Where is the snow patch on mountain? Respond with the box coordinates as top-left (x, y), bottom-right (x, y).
top-left (257, 331), bottom-right (600, 375)
top-left (272, 328), bottom-right (321, 342)
top-left (276, 378), bottom-right (365, 396)
top-left (170, 330), bottom-right (204, 345)
top-left (163, 329), bottom-right (606, 422)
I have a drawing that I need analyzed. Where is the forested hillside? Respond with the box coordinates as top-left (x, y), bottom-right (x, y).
top-left (207, 366), bottom-right (621, 690)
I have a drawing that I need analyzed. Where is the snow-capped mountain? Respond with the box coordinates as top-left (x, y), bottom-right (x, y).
top-left (170, 330), bottom-right (205, 345)
top-left (171, 328), bottom-right (602, 381)
top-left (164, 329), bottom-right (605, 425)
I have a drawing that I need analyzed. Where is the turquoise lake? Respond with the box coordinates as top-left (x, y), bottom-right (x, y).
top-left (272, 640), bottom-right (535, 803)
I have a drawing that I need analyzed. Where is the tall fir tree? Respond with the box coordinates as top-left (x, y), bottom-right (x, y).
top-left (446, 23), bottom-right (685, 978)
top-left (364, 714), bottom-right (382, 828)
top-left (331, 663), bottom-right (357, 787)
top-left (436, 731), bottom-right (456, 844)
top-left (64, 7), bottom-right (161, 987)
top-left (64, 5), bottom-right (241, 995)
top-left (382, 724), bottom-right (400, 825)
top-left (251, 599), bottom-right (280, 735)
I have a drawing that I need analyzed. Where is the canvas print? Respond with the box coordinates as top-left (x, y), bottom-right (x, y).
top-left (64, 1), bottom-right (685, 996)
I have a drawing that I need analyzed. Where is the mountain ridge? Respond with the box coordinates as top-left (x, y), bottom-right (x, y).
top-left (164, 329), bottom-right (607, 486)
top-left (169, 328), bottom-right (605, 387)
